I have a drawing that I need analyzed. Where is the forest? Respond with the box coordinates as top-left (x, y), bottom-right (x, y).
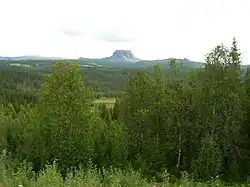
top-left (1, 38), bottom-right (250, 186)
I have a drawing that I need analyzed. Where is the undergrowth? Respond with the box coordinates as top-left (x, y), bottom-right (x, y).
top-left (0, 150), bottom-right (249, 187)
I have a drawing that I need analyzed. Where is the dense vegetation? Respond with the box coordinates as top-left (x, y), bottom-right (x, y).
top-left (1, 38), bottom-right (250, 186)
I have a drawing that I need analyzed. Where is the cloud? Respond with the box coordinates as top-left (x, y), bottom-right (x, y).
top-left (95, 29), bottom-right (135, 43)
top-left (59, 27), bottom-right (134, 43)
top-left (61, 28), bottom-right (85, 37)
top-left (98, 34), bottom-right (133, 43)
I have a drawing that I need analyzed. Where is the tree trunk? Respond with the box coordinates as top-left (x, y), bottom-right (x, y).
top-left (177, 133), bottom-right (182, 168)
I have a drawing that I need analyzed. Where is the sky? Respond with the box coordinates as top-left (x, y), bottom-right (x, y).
top-left (0, 0), bottom-right (249, 63)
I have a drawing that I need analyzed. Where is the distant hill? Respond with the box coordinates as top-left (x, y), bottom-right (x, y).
top-left (0, 56), bottom-right (64, 61)
top-left (136, 58), bottom-right (204, 69)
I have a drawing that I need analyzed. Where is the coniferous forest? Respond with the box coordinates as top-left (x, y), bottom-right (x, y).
top-left (1, 38), bottom-right (250, 186)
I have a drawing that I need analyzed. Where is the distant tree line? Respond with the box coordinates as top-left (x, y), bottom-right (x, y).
top-left (0, 65), bottom-right (135, 109)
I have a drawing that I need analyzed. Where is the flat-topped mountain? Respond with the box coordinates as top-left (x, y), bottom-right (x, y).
top-left (78, 50), bottom-right (140, 63)
top-left (100, 50), bottom-right (140, 62)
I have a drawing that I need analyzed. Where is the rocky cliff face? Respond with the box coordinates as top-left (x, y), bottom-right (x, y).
top-left (112, 50), bottom-right (134, 58)
top-left (101, 50), bottom-right (140, 62)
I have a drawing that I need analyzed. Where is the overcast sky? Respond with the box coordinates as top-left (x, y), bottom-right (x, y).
top-left (0, 0), bottom-right (249, 63)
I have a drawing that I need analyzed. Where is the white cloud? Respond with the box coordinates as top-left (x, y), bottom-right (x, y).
top-left (0, 0), bottom-right (249, 63)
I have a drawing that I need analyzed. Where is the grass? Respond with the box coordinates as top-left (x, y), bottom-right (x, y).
top-left (93, 97), bottom-right (116, 108)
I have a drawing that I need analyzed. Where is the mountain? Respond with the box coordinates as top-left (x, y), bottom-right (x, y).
top-left (77, 51), bottom-right (204, 69)
top-left (100, 50), bottom-right (140, 62)
top-left (79, 50), bottom-right (140, 63)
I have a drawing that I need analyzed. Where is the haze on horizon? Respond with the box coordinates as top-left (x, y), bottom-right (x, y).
top-left (0, 0), bottom-right (249, 63)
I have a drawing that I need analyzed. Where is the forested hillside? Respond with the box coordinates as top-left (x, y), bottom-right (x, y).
top-left (1, 38), bottom-right (250, 186)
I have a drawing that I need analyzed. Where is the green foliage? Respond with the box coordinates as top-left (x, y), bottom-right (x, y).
top-left (35, 61), bottom-right (95, 173)
top-left (112, 99), bottom-right (122, 120)
top-left (1, 155), bottom-right (250, 186)
top-left (90, 117), bottom-right (128, 169)
top-left (192, 135), bottom-right (222, 180)
top-left (98, 103), bottom-right (112, 122)
top-left (230, 37), bottom-right (241, 68)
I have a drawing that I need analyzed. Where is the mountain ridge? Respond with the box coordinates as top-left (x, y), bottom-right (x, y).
top-left (0, 50), bottom-right (205, 69)
top-left (0, 56), bottom-right (64, 61)
top-left (1, 50), bottom-right (201, 64)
